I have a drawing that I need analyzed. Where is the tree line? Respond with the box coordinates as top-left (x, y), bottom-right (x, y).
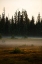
top-left (0, 10), bottom-right (42, 37)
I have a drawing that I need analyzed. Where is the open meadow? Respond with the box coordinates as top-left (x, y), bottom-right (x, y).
top-left (0, 38), bottom-right (42, 64)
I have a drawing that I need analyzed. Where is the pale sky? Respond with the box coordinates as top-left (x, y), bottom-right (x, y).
top-left (0, 0), bottom-right (42, 21)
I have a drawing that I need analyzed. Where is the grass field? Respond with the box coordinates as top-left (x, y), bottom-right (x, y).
top-left (0, 45), bottom-right (42, 64)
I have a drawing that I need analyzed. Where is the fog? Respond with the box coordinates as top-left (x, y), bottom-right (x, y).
top-left (0, 38), bottom-right (42, 46)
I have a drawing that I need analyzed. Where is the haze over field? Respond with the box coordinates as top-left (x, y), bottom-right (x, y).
top-left (0, 38), bottom-right (42, 46)
top-left (0, 0), bottom-right (42, 21)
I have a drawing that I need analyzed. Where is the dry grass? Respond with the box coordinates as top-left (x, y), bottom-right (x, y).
top-left (0, 46), bottom-right (42, 64)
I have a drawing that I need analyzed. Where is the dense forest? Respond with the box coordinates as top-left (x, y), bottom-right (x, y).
top-left (0, 10), bottom-right (42, 37)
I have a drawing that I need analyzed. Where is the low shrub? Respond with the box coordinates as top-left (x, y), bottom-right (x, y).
top-left (0, 33), bottom-right (2, 39)
top-left (11, 48), bottom-right (22, 54)
top-left (11, 35), bottom-right (15, 39)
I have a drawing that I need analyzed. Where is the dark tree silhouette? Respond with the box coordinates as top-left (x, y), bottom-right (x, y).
top-left (0, 15), bottom-right (5, 35)
top-left (5, 16), bottom-right (10, 35)
top-left (0, 9), bottom-right (42, 37)
top-left (10, 16), bottom-right (14, 35)
top-left (36, 13), bottom-right (41, 36)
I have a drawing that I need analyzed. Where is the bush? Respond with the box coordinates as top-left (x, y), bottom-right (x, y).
top-left (11, 35), bottom-right (14, 39)
top-left (24, 35), bottom-right (28, 38)
top-left (0, 33), bottom-right (2, 39)
top-left (11, 48), bottom-right (22, 54)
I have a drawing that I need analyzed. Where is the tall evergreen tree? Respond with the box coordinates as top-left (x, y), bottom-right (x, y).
top-left (0, 15), bottom-right (5, 35)
top-left (5, 16), bottom-right (10, 35)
